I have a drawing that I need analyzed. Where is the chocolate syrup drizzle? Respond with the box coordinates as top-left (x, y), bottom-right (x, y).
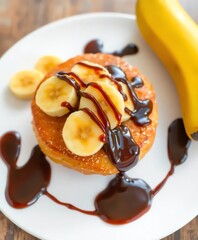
top-left (84, 39), bottom-right (139, 57)
top-left (0, 119), bottom-right (191, 224)
top-left (56, 62), bottom-right (152, 171)
top-left (56, 70), bottom-right (139, 171)
top-left (0, 40), bottom-right (191, 224)
top-left (57, 63), bottom-right (153, 133)
top-left (105, 65), bottom-right (153, 126)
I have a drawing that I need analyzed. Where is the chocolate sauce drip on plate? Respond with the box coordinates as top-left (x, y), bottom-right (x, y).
top-left (0, 118), bottom-right (192, 224)
top-left (84, 39), bottom-right (139, 57)
top-left (105, 65), bottom-right (153, 126)
top-left (84, 39), bottom-right (104, 54)
top-left (0, 131), bottom-right (51, 208)
top-left (95, 172), bottom-right (152, 224)
top-left (168, 118), bottom-right (191, 165)
top-left (152, 118), bottom-right (191, 195)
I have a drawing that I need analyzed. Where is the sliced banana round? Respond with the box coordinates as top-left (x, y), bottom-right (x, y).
top-left (35, 55), bottom-right (62, 75)
top-left (35, 76), bottom-right (77, 117)
top-left (104, 80), bottom-right (134, 122)
top-left (71, 61), bottom-right (110, 85)
top-left (62, 110), bottom-right (104, 156)
top-left (79, 82), bottom-right (125, 129)
top-left (120, 82), bottom-right (134, 122)
top-left (9, 69), bottom-right (44, 100)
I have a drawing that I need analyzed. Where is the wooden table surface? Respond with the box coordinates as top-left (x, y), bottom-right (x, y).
top-left (0, 0), bottom-right (198, 239)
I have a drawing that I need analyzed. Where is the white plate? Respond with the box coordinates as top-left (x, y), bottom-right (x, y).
top-left (0, 12), bottom-right (197, 240)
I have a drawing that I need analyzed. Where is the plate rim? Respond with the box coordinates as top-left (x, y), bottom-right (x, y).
top-left (0, 12), bottom-right (136, 59)
top-left (0, 11), bottom-right (197, 240)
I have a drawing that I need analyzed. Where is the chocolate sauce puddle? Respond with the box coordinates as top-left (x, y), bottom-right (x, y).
top-left (0, 132), bottom-right (51, 208)
top-left (94, 172), bottom-right (152, 224)
top-left (168, 118), bottom-right (191, 165)
top-left (0, 119), bottom-right (191, 224)
top-left (84, 39), bottom-right (139, 57)
top-left (152, 119), bottom-right (191, 195)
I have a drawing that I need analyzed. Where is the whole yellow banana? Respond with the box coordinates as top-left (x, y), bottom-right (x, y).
top-left (136, 0), bottom-right (198, 140)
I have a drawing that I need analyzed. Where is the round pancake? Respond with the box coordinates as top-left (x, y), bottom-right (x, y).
top-left (31, 53), bottom-right (158, 175)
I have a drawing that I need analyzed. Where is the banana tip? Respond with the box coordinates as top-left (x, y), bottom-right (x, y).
top-left (191, 132), bottom-right (198, 141)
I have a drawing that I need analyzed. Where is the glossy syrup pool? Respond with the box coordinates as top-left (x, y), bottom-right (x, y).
top-left (0, 119), bottom-right (191, 224)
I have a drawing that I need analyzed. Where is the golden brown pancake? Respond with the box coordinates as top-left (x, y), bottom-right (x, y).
top-left (31, 53), bottom-right (158, 175)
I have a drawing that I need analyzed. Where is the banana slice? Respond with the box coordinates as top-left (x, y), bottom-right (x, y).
top-left (35, 76), bottom-right (77, 117)
top-left (79, 82), bottom-right (125, 129)
top-left (71, 61), bottom-right (110, 85)
top-left (120, 82), bottom-right (134, 122)
top-left (62, 110), bottom-right (104, 156)
top-left (9, 70), bottom-right (44, 100)
top-left (35, 55), bottom-right (62, 75)
top-left (104, 80), bottom-right (134, 122)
